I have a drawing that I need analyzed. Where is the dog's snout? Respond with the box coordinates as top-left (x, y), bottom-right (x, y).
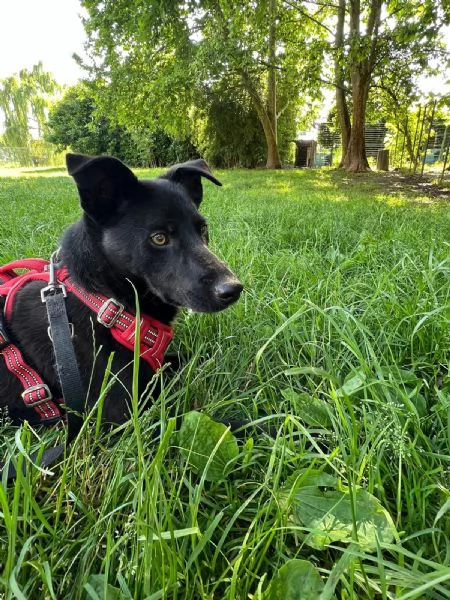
top-left (214, 280), bottom-right (243, 304)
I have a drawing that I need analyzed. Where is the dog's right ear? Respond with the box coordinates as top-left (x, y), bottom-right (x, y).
top-left (161, 159), bottom-right (222, 206)
top-left (66, 153), bottom-right (138, 221)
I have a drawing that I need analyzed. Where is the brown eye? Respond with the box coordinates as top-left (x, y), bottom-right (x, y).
top-left (150, 232), bottom-right (169, 246)
top-left (201, 224), bottom-right (209, 243)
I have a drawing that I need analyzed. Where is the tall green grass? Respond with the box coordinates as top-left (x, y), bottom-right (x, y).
top-left (0, 167), bottom-right (449, 599)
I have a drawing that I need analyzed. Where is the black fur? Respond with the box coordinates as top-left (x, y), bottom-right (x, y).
top-left (0, 154), bottom-right (242, 425)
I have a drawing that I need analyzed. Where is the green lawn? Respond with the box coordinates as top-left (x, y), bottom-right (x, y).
top-left (0, 167), bottom-right (449, 599)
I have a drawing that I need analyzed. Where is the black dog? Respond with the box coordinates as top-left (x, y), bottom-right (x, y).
top-left (0, 154), bottom-right (242, 426)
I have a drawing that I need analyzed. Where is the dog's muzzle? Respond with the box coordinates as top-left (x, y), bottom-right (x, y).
top-left (213, 279), bottom-right (243, 306)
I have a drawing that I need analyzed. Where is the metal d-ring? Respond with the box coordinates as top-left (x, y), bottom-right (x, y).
top-left (47, 323), bottom-right (74, 342)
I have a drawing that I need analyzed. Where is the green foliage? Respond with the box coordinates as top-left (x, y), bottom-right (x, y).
top-left (192, 79), bottom-right (297, 167)
top-left (85, 574), bottom-right (126, 599)
top-left (147, 128), bottom-right (200, 167)
top-left (267, 559), bottom-right (324, 599)
top-left (0, 62), bottom-right (59, 166)
top-left (178, 411), bottom-right (239, 481)
top-left (280, 470), bottom-right (396, 551)
top-left (78, 0), bottom-right (325, 167)
top-left (317, 121), bottom-right (341, 152)
top-left (193, 89), bottom-right (267, 168)
top-left (46, 85), bottom-right (199, 166)
top-left (280, 388), bottom-right (332, 427)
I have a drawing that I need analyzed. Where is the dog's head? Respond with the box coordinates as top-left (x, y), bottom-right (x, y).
top-left (66, 153), bottom-right (243, 312)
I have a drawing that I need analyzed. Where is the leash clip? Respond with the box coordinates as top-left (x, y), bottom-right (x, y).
top-left (41, 250), bottom-right (66, 303)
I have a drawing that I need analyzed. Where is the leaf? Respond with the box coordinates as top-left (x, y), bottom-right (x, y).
top-left (281, 389), bottom-right (332, 427)
top-left (336, 370), bottom-right (367, 397)
top-left (280, 470), bottom-right (396, 552)
top-left (178, 411), bottom-right (239, 482)
top-left (286, 469), bottom-right (338, 489)
top-left (137, 527), bottom-right (200, 541)
top-left (377, 366), bottom-right (421, 385)
top-left (409, 390), bottom-right (427, 418)
top-left (284, 366), bottom-right (336, 382)
top-left (268, 559), bottom-right (324, 599)
top-left (85, 574), bottom-right (127, 600)
top-left (434, 498), bottom-right (450, 526)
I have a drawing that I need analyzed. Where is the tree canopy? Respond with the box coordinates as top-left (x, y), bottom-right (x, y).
top-left (2, 3), bottom-right (447, 171)
top-left (45, 83), bottom-right (199, 166)
top-left (79, 0), bottom-right (326, 168)
top-left (0, 62), bottom-right (59, 165)
top-left (332, 0), bottom-right (449, 171)
top-left (77, 0), bottom-right (449, 171)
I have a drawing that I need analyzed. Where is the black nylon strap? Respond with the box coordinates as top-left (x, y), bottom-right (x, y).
top-left (45, 292), bottom-right (85, 443)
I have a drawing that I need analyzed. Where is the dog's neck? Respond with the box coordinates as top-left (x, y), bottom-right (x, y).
top-left (59, 218), bottom-right (178, 325)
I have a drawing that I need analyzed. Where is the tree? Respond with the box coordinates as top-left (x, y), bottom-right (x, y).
top-left (46, 84), bottom-right (199, 166)
top-left (332, 0), bottom-right (448, 172)
top-left (79, 0), bottom-right (325, 169)
top-left (0, 62), bottom-right (59, 165)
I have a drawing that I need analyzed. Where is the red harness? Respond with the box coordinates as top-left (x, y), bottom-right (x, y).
top-left (0, 258), bottom-right (173, 423)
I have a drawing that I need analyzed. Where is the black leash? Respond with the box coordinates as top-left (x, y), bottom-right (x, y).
top-left (3, 253), bottom-right (86, 482)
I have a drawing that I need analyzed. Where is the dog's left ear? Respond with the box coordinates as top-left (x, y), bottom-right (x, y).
top-left (66, 153), bottom-right (138, 221)
top-left (161, 159), bottom-right (222, 206)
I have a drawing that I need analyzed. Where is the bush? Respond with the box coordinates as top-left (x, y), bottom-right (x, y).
top-left (46, 85), bottom-right (199, 167)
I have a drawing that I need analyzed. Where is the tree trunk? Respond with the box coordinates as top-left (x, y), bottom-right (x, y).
top-left (336, 89), bottom-right (351, 168)
top-left (240, 71), bottom-right (282, 169)
top-left (334, 0), bottom-right (351, 167)
top-left (399, 119), bottom-right (415, 164)
top-left (239, 0), bottom-right (282, 171)
top-left (340, 0), bottom-right (382, 172)
top-left (343, 71), bottom-right (370, 172)
top-left (265, 0), bottom-right (281, 169)
top-left (257, 105), bottom-right (282, 169)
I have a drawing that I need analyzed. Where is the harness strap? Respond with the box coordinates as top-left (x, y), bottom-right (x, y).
top-left (3, 271), bottom-right (51, 321)
top-left (0, 341), bottom-right (63, 422)
top-left (0, 309), bottom-right (63, 423)
top-left (44, 291), bottom-right (85, 443)
top-left (0, 258), bottom-right (49, 283)
top-left (61, 275), bottom-right (174, 372)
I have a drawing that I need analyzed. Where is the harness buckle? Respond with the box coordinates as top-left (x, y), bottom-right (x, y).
top-left (40, 283), bottom-right (67, 303)
top-left (21, 384), bottom-right (53, 406)
top-left (97, 298), bottom-right (124, 328)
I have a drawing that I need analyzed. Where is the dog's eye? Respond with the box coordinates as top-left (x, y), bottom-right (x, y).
top-left (201, 224), bottom-right (209, 243)
top-left (150, 232), bottom-right (169, 246)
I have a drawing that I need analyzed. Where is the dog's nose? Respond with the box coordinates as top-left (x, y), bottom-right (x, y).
top-left (214, 280), bottom-right (244, 303)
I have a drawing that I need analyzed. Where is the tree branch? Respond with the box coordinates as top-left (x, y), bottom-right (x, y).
top-left (282, 0), bottom-right (334, 35)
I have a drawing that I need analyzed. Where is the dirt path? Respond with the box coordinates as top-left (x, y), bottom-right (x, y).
top-left (339, 170), bottom-right (450, 201)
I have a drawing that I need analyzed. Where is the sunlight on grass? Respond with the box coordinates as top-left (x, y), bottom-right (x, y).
top-left (0, 166), bottom-right (67, 178)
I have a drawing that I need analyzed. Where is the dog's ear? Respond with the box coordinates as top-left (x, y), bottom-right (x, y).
top-left (66, 153), bottom-right (138, 221)
top-left (161, 159), bottom-right (222, 206)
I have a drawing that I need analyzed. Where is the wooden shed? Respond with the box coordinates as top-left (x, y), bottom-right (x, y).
top-left (294, 140), bottom-right (317, 167)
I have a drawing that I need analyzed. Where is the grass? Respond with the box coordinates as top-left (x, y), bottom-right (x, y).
top-left (0, 166), bottom-right (449, 599)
